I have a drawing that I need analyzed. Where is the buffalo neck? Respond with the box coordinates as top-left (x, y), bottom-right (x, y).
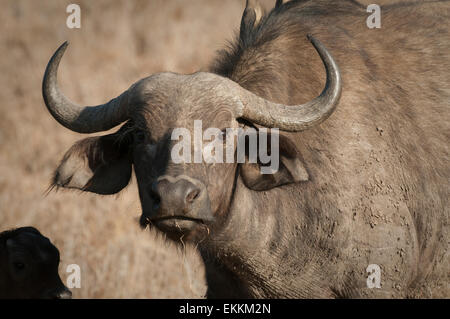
top-left (199, 176), bottom-right (340, 298)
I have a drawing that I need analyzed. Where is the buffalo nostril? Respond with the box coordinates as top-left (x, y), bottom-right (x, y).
top-left (185, 188), bottom-right (200, 204)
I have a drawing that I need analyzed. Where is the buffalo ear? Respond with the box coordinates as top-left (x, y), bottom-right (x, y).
top-left (240, 0), bottom-right (264, 39)
top-left (52, 126), bottom-right (132, 195)
top-left (275, 0), bottom-right (285, 8)
top-left (240, 133), bottom-right (309, 191)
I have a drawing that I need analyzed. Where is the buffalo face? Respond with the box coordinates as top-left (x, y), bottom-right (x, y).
top-left (129, 73), bottom-right (240, 240)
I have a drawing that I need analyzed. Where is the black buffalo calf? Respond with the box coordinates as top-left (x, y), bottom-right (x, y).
top-left (0, 227), bottom-right (71, 299)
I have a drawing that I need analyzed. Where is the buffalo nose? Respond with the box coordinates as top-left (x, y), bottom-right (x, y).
top-left (151, 179), bottom-right (201, 214)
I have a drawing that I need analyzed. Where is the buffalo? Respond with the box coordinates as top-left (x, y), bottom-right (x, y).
top-left (42, 0), bottom-right (449, 298)
top-left (0, 227), bottom-right (72, 299)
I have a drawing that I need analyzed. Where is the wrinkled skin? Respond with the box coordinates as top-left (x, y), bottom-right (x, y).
top-left (0, 227), bottom-right (72, 299)
top-left (46, 0), bottom-right (449, 298)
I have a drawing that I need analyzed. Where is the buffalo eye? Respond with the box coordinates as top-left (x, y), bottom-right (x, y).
top-left (13, 262), bottom-right (25, 270)
top-left (134, 130), bottom-right (146, 144)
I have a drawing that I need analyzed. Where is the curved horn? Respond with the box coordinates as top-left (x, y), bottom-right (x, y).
top-left (237, 35), bottom-right (342, 132)
top-left (42, 42), bottom-right (131, 133)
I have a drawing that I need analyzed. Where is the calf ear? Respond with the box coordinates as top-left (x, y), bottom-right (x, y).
top-left (240, 132), bottom-right (309, 191)
top-left (52, 126), bottom-right (132, 195)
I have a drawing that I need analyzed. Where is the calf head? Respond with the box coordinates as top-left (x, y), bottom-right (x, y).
top-left (0, 227), bottom-right (71, 299)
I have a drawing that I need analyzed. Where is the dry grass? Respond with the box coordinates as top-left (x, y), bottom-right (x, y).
top-left (0, 0), bottom-right (276, 299)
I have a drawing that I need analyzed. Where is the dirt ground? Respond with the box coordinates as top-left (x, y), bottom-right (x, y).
top-left (0, 0), bottom-right (278, 299)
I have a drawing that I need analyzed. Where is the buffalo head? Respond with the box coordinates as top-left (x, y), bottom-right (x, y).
top-left (42, 31), bottom-right (340, 241)
top-left (0, 227), bottom-right (72, 299)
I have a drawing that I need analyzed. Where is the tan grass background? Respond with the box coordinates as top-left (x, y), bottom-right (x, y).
top-left (0, 0), bottom-right (281, 299)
